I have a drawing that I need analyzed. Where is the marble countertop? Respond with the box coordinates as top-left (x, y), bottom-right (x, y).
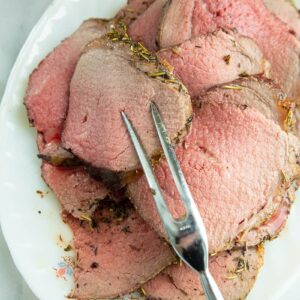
top-left (0, 1), bottom-right (51, 299)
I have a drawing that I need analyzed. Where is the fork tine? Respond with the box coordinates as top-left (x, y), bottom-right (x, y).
top-left (122, 108), bottom-right (223, 300)
top-left (150, 101), bottom-right (208, 244)
top-left (121, 111), bottom-right (175, 228)
top-left (150, 102), bottom-right (194, 208)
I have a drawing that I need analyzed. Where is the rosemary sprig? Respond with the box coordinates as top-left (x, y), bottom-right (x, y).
top-left (106, 22), bottom-right (187, 93)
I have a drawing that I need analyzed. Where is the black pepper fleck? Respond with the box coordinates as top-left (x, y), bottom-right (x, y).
top-left (90, 262), bottom-right (99, 269)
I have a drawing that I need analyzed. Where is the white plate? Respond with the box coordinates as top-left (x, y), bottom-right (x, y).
top-left (0, 0), bottom-right (300, 299)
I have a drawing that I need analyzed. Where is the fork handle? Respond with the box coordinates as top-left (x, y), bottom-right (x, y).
top-left (199, 270), bottom-right (224, 300)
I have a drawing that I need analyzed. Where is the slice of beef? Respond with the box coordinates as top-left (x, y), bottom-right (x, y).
top-left (157, 0), bottom-right (300, 99)
top-left (192, 76), bottom-right (294, 132)
top-left (128, 78), bottom-right (300, 254)
top-left (264, 0), bottom-right (300, 39)
top-left (116, 0), bottom-right (157, 25)
top-left (239, 130), bottom-right (300, 245)
top-left (62, 25), bottom-right (192, 188)
top-left (144, 246), bottom-right (264, 300)
top-left (263, 0), bottom-right (300, 135)
top-left (158, 0), bottom-right (196, 49)
top-left (25, 18), bottom-right (109, 143)
top-left (37, 133), bottom-right (108, 218)
top-left (128, 0), bottom-right (167, 50)
top-left (65, 200), bottom-right (176, 299)
top-left (42, 163), bottom-right (109, 218)
top-left (158, 30), bottom-right (269, 98)
top-left (244, 199), bottom-right (291, 247)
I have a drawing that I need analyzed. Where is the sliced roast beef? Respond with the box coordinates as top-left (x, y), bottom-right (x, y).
top-left (128, 0), bottom-right (167, 50)
top-left (244, 200), bottom-right (291, 247)
top-left (158, 30), bottom-right (269, 98)
top-left (193, 76), bottom-right (294, 131)
top-left (156, 0), bottom-right (300, 99)
top-left (26, 16), bottom-right (157, 199)
top-left (264, 0), bottom-right (300, 39)
top-left (116, 0), bottom-right (157, 25)
top-left (62, 25), bottom-right (192, 188)
top-left (25, 19), bottom-right (109, 143)
top-left (65, 200), bottom-right (175, 299)
top-left (37, 133), bottom-right (107, 218)
top-left (144, 246), bottom-right (264, 300)
top-left (42, 163), bottom-right (109, 218)
top-left (158, 0), bottom-right (196, 50)
top-left (128, 78), bottom-right (300, 254)
top-left (263, 0), bottom-right (300, 135)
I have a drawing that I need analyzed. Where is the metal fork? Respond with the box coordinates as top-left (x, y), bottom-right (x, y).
top-left (121, 102), bottom-right (224, 300)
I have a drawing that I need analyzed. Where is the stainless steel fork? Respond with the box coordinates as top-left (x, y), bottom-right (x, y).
top-left (121, 102), bottom-right (224, 300)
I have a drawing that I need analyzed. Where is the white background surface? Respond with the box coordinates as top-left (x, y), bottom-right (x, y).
top-left (1, 1), bottom-right (300, 300)
top-left (0, 1), bottom-right (51, 299)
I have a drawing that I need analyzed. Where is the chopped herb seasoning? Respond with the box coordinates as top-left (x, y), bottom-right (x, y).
top-left (64, 245), bottom-right (72, 252)
top-left (150, 188), bottom-right (156, 196)
top-left (80, 213), bottom-right (92, 222)
top-left (80, 214), bottom-right (96, 229)
top-left (281, 170), bottom-right (289, 183)
top-left (223, 55), bottom-right (231, 65)
top-left (225, 275), bottom-right (238, 280)
top-left (225, 255), bottom-right (249, 280)
top-left (284, 108), bottom-right (295, 131)
top-left (239, 71), bottom-right (249, 77)
top-left (277, 95), bottom-right (295, 132)
top-left (288, 190), bottom-right (296, 203)
top-left (147, 71), bottom-right (167, 77)
top-left (125, 8), bottom-right (135, 13)
top-left (281, 170), bottom-right (291, 190)
top-left (171, 47), bottom-right (182, 57)
top-left (163, 79), bottom-right (178, 84)
top-left (36, 190), bottom-right (45, 198)
top-left (223, 85), bottom-right (243, 91)
top-left (106, 21), bottom-right (187, 93)
top-left (236, 256), bottom-right (249, 273)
